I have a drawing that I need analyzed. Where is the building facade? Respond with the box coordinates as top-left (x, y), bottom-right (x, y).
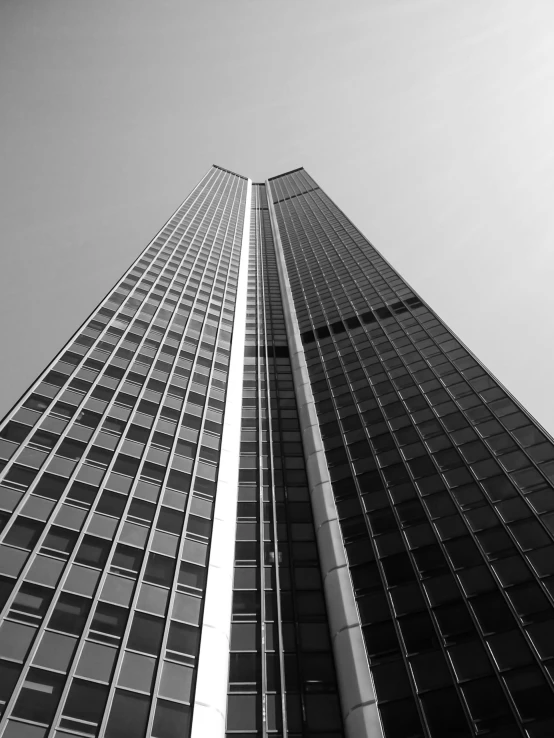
top-left (1, 166), bottom-right (554, 738)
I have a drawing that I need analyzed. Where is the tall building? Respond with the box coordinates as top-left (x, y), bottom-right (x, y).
top-left (1, 166), bottom-right (554, 738)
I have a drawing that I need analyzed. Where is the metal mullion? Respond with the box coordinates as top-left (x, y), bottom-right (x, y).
top-left (142, 175), bottom-right (248, 737)
top-left (268, 189), bottom-right (312, 331)
top-left (257, 197), bottom-right (289, 738)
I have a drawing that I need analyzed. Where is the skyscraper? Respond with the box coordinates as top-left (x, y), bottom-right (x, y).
top-left (1, 165), bottom-right (554, 738)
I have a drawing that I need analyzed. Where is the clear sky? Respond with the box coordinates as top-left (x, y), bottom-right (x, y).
top-left (1, 0), bottom-right (554, 433)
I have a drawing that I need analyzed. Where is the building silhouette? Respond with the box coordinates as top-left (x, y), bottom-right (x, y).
top-left (1, 165), bottom-right (554, 738)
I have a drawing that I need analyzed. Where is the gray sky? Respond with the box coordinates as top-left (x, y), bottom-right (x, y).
top-left (1, 0), bottom-right (554, 434)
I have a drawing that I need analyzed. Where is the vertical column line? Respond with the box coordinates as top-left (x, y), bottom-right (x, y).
top-left (266, 181), bottom-right (384, 738)
top-left (257, 197), bottom-right (289, 737)
top-left (190, 178), bottom-right (252, 737)
top-left (254, 193), bottom-right (270, 738)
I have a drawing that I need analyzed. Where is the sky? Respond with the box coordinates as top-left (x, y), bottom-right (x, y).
top-left (1, 0), bottom-right (554, 433)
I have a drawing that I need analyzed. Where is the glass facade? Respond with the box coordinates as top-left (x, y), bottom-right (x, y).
top-left (225, 184), bottom-right (343, 737)
top-left (0, 164), bottom-right (553, 738)
top-left (268, 168), bottom-right (554, 738)
top-left (0, 166), bottom-right (248, 738)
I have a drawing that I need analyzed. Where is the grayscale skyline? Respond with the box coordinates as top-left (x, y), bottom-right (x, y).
top-left (1, 0), bottom-right (554, 435)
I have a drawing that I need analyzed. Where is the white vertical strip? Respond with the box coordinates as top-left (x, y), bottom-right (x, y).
top-left (266, 182), bottom-right (384, 738)
top-left (190, 178), bottom-right (252, 737)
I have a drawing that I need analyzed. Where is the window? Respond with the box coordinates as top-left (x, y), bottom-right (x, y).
top-left (0, 660), bottom-right (21, 709)
top-left (0, 621), bottom-right (35, 662)
top-left (76, 641), bottom-right (117, 682)
top-left (28, 431), bottom-right (58, 451)
top-left (48, 593), bottom-right (91, 635)
top-left (153, 700), bottom-right (191, 738)
top-left (461, 676), bottom-right (512, 724)
top-left (42, 526), bottom-right (78, 558)
top-left (76, 536), bottom-right (111, 569)
top-left (62, 679), bottom-right (109, 734)
top-left (67, 481), bottom-right (98, 507)
top-left (33, 474), bottom-right (68, 501)
top-left (420, 687), bottom-right (469, 735)
top-left (111, 545), bottom-right (143, 577)
top-left (97, 491), bottom-right (127, 517)
top-left (12, 667), bottom-right (65, 724)
top-left (118, 651), bottom-right (155, 693)
top-left (127, 613), bottom-right (164, 656)
top-left (167, 622), bottom-right (199, 657)
top-left (33, 631), bottom-right (77, 672)
top-left (4, 518), bottom-right (43, 550)
top-left (159, 660), bottom-right (193, 702)
top-left (57, 439), bottom-right (86, 461)
top-left (226, 694), bottom-right (260, 732)
top-left (105, 690), bottom-right (150, 738)
top-left (90, 603), bottom-right (128, 640)
top-left (0, 422), bottom-right (31, 444)
top-left (13, 583), bottom-right (53, 619)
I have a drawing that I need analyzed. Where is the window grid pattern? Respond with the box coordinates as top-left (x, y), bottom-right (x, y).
top-left (225, 184), bottom-right (344, 737)
top-left (269, 170), bottom-right (554, 738)
top-left (0, 167), bottom-right (247, 738)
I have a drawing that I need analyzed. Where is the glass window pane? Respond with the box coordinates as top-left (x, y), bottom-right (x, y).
top-left (171, 593), bottom-right (201, 625)
top-left (12, 667), bottom-right (65, 724)
top-left (152, 700), bottom-right (191, 738)
top-left (105, 690), bottom-right (149, 738)
top-left (76, 641), bottom-right (117, 683)
top-left (127, 613), bottom-right (164, 656)
top-left (166, 622), bottom-right (199, 657)
top-left (118, 651), bottom-right (156, 693)
top-left (3, 720), bottom-right (47, 738)
top-left (90, 603), bottom-right (128, 638)
top-left (4, 519), bottom-right (43, 550)
top-left (304, 694), bottom-right (342, 731)
top-left (62, 679), bottom-right (108, 728)
top-left (0, 621), bottom-right (36, 661)
top-left (226, 694), bottom-right (260, 731)
top-left (158, 660), bottom-right (193, 703)
top-left (13, 584), bottom-right (53, 618)
top-left (48, 594), bottom-right (91, 635)
top-left (0, 660), bottom-right (22, 706)
top-left (33, 631), bottom-right (77, 672)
